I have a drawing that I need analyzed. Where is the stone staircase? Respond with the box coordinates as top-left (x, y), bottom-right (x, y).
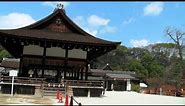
top-left (67, 86), bottom-right (74, 97)
top-left (43, 83), bottom-right (66, 96)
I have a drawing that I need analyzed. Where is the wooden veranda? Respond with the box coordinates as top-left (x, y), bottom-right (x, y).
top-left (0, 76), bottom-right (104, 97)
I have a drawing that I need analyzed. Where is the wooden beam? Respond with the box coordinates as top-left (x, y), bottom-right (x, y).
top-left (64, 48), bottom-right (68, 79)
top-left (77, 69), bottom-right (80, 80)
top-left (85, 60), bottom-right (88, 80)
top-left (80, 68), bottom-right (83, 80)
top-left (41, 45), bottom-right (46, 77)
top-left (18, 45), bottom-right (24, 77)
top-left (57, 69), bottom-right (61, 83)
top-left (74, 70), bottom-right (77, 80)
top-left (33, 68), bottom-right (37, 78)
top-left (71, 69), bottom-right (74, 80)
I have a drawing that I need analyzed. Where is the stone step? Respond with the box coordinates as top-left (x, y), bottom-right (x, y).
top-left (67, 87), bottom-right (73, 97)
top-left (44, 87), bottom-right (65, 91)
top-left (43, 90), bottom-right (65, 96)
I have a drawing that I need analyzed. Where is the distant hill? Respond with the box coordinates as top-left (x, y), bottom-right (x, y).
top-left (143, 43), bottom-right (180, 58)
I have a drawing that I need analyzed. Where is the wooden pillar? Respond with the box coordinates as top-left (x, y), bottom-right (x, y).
top-left (18, 45), bottom-right (24, 77)
top-left (33, 68), bottom-right (38, 78)
top-left (25, 66), bottom-right (29, 77)
top-left (74, 70), bottom-right (77, 80)
top-left (64, 48), bottom-right (68, 79)
top-left (80, 68), bottom-right (83, 80)
top-left (42, 45), bottom-right (46, 78)
top-left (85, 61), bottom-right (88, 80)
top-left (57, 69), bottom-right (61, 83)
top-left (71, 69), bottom-right (74, 80)
top-left (19, 54), bottom-right (23, 76)
top-left (77, 69), bottom-right (80, 80)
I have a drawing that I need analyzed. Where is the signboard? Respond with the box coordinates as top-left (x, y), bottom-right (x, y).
top-left (9, 70), bottom-right (18, 96)
top-left (9, 70), bottom-right (18, 77)
top-left (139, 83), bottom-right (148, 88)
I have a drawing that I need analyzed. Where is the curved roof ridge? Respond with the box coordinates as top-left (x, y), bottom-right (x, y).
top-left (15, 8), bottom-right (121, 45)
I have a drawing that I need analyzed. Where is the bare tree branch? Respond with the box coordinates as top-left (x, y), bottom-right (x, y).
top-left (165, 27), bottom-right (185, 61)
top-left (166, 28), bottom-right (178, 43)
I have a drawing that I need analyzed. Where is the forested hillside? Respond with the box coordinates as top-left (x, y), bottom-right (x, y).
top-left (90, 43), bottom-right (185, 87)
top-left (0, 48), bottom-right (11, 61)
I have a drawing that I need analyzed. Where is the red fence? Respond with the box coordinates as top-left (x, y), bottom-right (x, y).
top-left (143, 84), bottom-right (185, 97)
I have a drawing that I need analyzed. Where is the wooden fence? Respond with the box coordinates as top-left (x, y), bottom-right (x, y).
top-left (0, 76), bottom-right (104, 88)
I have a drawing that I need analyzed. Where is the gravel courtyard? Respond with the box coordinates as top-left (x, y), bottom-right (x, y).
top-left (0, 91), bottom-right (185, 105)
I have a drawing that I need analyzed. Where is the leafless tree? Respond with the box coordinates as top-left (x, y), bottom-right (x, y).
top-left (165, 27), bottom-right (185, 61)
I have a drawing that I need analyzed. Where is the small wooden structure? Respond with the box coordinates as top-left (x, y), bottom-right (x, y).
top-left (89, 64), bottom-right (140, 91)
top-left (0, 5), bottom-right (120, 97)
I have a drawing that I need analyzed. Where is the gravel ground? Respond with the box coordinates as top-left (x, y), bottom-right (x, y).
top-left (0, 91), bottom-right (185, 105)
top-left (73, 91), bottom-right (185, 105)
top-left (0, 94), bottom-right (54, 105)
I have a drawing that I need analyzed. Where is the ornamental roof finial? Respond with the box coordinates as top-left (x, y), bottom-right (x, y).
top-left (54, 3), bottom-right (66, 13)
top-left (57, 3), bottom-right (64, 9)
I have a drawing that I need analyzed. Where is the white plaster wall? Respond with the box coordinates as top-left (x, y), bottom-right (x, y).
top-left (126, 79), bottom-right (131, 91)
top-left (46, 47), bottom-right (65, 57)
top-left (68, 49), bottom-right (87, 59)
top-left (23, 45), bottom-right (43, 55)
top-left (23, 45), bottom-right (87, 59)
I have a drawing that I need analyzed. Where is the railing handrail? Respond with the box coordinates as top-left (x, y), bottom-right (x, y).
top-left (64, 80), bottom-right (103, 87)
top-left (1, 76), bottom-right (45, 80)
top-left (65, 79), bottom-right (103, 83)
top-left (1, 76), bottom-right (103, 88)
top-left (0, 76), bottom-right (46, 84)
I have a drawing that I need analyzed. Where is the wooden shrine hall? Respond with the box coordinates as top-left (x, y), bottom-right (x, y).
top-left (0, 5), bottom-right (120, 81)
top-left (0, 5), bottom-right (120, 97)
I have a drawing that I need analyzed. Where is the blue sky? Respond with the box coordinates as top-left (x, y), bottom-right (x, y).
top-left (0, 2), bottom-right (185, 48)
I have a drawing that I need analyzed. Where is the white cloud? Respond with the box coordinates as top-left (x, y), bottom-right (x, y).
top-left (144, 2), bottom-right (164, 16)
top-left (73, 15), bottom-right (116, 37)
top-left (84, 28), bottom-right (98, 36)
top-left (130, 39), bottom-right (149, 47)
top-left (156, 41), bottom-right (163, 43)
top-left (73, 16), bottom-right (98, 36)
top-left (42, 2), bottom-right (70, 8)
top-left (0, 13), bottom-right (36, 29)
top-left (123, 17), bottom-right (136, 25)
top-left (73, 16), bottom-right (85, 27)
top-left (87, 15), bottom-right (110, 27)
top-left (130, 39), bottom-right (164, 47)
top-left (100, 26), bottom-right (117, 34)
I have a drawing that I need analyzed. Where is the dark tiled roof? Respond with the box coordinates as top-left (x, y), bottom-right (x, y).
top-left (0, 58), bottom-right (20, 69)
top-left (90, 69), bottom-right (135, 74)
top-left (0, 29), bottom-right (119, 46)
top-left (0, 9), bottom-right (121, 46)
top-left (102, 63), bottom-right (113, 70)
top-left (106, 73), bottom-right (135, 79)
top-left (89, 69), bottom-right (137, 80)
top-left (88, 76), bottom-right (104, 81)
top-left (89, 69), bottom-right (112, 76)
top-left (106, 70), bottom-right (136, 75)
top-left (90, 69), bottom-right (112, 73)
